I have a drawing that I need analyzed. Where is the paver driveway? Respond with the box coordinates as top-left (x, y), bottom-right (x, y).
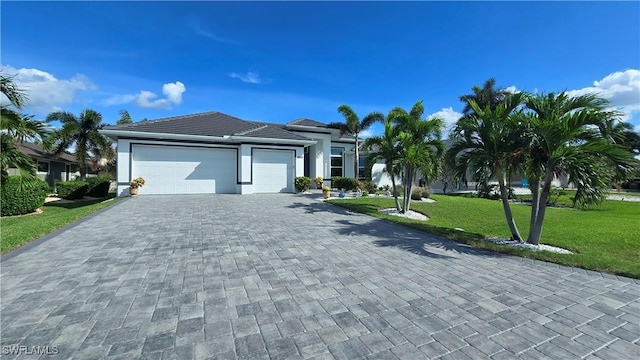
top-left (1, 194), bottom-right (639, 359)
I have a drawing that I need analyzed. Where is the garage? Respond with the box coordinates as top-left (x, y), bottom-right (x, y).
top-left (252, 149), bottom-right (294, 193)
top-left (131, 145), bottom-right (237, 194)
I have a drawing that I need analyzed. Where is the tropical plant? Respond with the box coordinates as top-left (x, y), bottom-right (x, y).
top-left (389, 101), bottom-right (445, 213)
top-left (522, 92), bottom-right (639, 245)
top-left (116, 109), bottom-right (133, 125)
top-left (447, 92), bottom-right (527, 240)
top-left (459, 77), bottom-right (510, 116)
top-left (329, 105), bottom-right (384, 179)
top-left (363, 118), bottom-right (403, 211)
top-left (129, 177), bottom-right (146, 189)
top-left (0, 75), bottom-right (48, 185)
top-left (46, 109), bottom-right (114, 180)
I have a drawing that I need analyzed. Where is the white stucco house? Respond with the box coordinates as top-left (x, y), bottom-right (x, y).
top-left (100, 112), bottom-right (358, 196)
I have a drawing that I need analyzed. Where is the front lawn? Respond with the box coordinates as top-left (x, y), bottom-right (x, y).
top-left (1, 196), bottom-right (122, 254)
top-left (327, 195), bottom-right (640, 278)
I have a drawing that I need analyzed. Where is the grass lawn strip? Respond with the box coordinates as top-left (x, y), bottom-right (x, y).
top-left (1, 196), bottom-right (123, 254)
top-left (327, 194), bottom-right (640, 279)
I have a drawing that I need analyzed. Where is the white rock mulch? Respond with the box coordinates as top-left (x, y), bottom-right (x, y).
top-left (485, 237), bottom-right (573, 254)
top-left (379, 208), bottom-right (428, 221)
top-left (606, 195), bottom-right (640, 202)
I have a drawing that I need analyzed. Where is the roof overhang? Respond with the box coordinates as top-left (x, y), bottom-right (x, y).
top-left (100, 129), bottom-right (316, 146)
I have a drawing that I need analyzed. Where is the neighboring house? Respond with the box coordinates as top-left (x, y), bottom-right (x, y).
top-left (99, 112), bottom-right (358, 196)
top-left (8, 142), bottom-right (79, 188)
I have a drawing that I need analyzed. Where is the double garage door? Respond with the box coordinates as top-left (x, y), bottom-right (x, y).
top-left (131, 145), bottom-right (293, 194)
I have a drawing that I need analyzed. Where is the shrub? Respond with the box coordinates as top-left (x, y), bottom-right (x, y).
top-left (380, 184), bottom-right (391, 192)
top-left (411, 187), bottom-right (424, 200)
top-left (130, 177), bottom-right (146, 189)
top-left (313, 176), bottom-right (323, 187)
top-left (357, 179), bottom-right (377, 194)
top-left (393, 185), bottom-right (405, 196)
top-left (362, 190), bottom-right (369, 197)
top-left (56, 180), bottom-right (89, 200)
top-left (85, 176), bottom-right (111, 197)
top-left (331, 177), bottom-right (359, 191)
top-left (294, 176), bottom-right (311, 192)
top-left (1, 177), bottom-right (50, 216)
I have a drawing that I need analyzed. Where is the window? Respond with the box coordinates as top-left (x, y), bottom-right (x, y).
top-left (358, 155), bottom-right (367, 178)
top-left (330, 147), bottom-right (343, 177)
top-left (37, 161), bottom-right (50, 174)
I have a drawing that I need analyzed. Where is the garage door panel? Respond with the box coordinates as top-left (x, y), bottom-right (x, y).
top-left (132, 145), bottom-right (236, 194)
top-left (252, 150), bottom-right (293, 193)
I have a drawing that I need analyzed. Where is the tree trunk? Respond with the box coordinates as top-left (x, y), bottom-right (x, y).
top-left (528, 178), bottom-right (540, 240)
top-left (354, 134), bottom-right (359, 180)
top-left (404, 168), bottom-right (414, 214)
top-left (390, 174), bottom-right (401, 211)
top-left (527, 170), bottom-right (554, 245)
top-left (497, 171), bottom-right (522, 241)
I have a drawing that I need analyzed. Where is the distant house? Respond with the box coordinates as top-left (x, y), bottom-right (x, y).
top-left (8, 142), bottom-right (83, 188)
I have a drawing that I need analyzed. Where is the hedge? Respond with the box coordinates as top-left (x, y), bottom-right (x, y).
top-left (331, 177), bottom-right (359, 191)
top-left (56, 180), bottom-right (89, 200)
top-left (86, 177), bottom-right (111, 197)
top-left (1, 177), bottom-right (50, 216)
top-left (294, 176), bottom-right (311, 192)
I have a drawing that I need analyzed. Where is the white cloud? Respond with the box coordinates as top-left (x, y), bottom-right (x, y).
top-left (230, 72), bottom-right (262, 84)
top-left (567, 69), bottom-right (640, 121)
top-left (0, 65), bottom-right (95, 112)
top-left (505, 85), bottom-right (520, 94)
top-left (105, 81), bottom-right (186, 109)
top-left (359, 129), bottom-right (374, 139)
top-left (427, 107), bottom-right (463, 134)
top-left (189, 19), bottom-right (237, 44)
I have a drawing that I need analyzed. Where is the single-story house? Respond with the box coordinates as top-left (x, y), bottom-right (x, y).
top-left (8, 142), bottom-right (80, 188)
top-left (100, 112), bottom-right (359, 196)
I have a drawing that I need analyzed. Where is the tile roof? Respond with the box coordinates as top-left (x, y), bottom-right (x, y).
top-left (17, 142), bottom-right (77, 163)
top-left (103, 112), bottom-right (312, 141)
top-left (287, 118), bottom-right (328, 128)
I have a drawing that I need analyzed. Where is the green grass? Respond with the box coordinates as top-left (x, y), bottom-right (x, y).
top-left (327, 195), bottom-right (640, 278)
top-left (1, 195), bottom-right (122, 254)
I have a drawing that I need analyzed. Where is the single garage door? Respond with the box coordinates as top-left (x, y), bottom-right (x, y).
top-left (252, 149), bottom-right (294, 193)
top-left (132, 145), bottom-right (237, 194)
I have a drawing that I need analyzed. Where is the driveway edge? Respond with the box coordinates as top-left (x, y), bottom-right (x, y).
top-left (1, 197), bottom-right (130, 262)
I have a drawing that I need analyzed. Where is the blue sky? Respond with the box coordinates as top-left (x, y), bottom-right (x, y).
top-left (2, 1), bottom-right (639, 136)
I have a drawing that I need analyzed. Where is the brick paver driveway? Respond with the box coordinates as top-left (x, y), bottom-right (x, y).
top-left (1, 194), bottom-right (639, 359)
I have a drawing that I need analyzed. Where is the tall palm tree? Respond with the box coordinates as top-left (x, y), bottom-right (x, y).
top-left (459, 78), bottom-right (509, 115)
top-left (389, 101), bottom-right (445, 213)
top-left (1, 75), bottom-right (47, 184)
top-left (329, 105), bottom-right (384, 179)
top-left (447, 92), bottom-right (527, 241)
top-left (46, 109), bottom-right (113, 180)
top-left (523, 92), bottom-right (638, 245)
top-left (364, 118), bottom-right (403, 211)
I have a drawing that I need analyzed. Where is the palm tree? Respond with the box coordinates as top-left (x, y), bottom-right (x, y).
top-left (1, 75), bottom-right (47, 184)
top-left (523, 92), bottom-right (638, 245)
top-left (459, 78), bottom-right (509, 115)
top-left (389, 101), bottom-right (445, 213)
top-left (46, 109), bottom-right (114, 180)
top-left (447, 93), bottom-right (527, 241)
top-left (364, 118), bottom-right (403, 211)
top-left (329, 105), bottom-right (384, 179)
top-left (116, 109), bottom-right (133, 125)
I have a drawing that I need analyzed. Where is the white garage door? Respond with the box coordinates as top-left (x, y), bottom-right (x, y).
top-left (132, 145), bottom-right (237, 194)
top-left (252, 149), bottom-right (294, 193)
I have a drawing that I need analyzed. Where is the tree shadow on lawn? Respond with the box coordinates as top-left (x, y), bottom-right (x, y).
top-left (44, 197), bottom-right (114, 210)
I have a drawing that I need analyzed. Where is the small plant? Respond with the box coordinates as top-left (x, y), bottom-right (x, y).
top-left (313, 176), bottom-right (323, 188)
top-left (357, 179), bottom-right (377, 194)
top-left (322, 185), bottom-right (330, 191)
top-left (362, 190), bottom-right (369, 197)
top-left (130, 177), bottom-right (146, 189)
top-left (295, 176), bottom-right (311, 192)
top-left (411, 187), bottom-right (424, 200)
top-left (380, 184), bottom-right (391, 192)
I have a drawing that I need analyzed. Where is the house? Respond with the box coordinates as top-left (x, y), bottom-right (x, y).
top-left (99, 112), bottom-right (358, 196)
top-left (8, 142), bottom-right (80, 188)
